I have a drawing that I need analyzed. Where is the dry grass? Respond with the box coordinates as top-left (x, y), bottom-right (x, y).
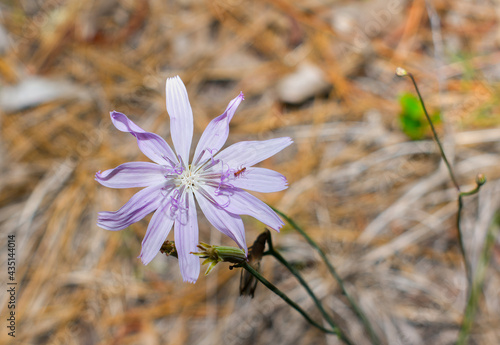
top-left (1, 0), bottom-right (499, 344)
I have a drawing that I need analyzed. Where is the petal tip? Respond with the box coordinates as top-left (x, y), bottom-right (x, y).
top-left (139, 253), bottom-right (153, 266)
top-left (110, 110), bottom-right (122, 119)
top-left (271, 219), bottom-right (285, 232)
top-left (166, 75), bottom-right (184, 87)
top-left (96, 219), bottom-right (107, 230)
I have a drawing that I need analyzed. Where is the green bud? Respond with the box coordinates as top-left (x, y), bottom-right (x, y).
top-left (192, 243), bottom-right (247, 275)
top-left (476, 173), bottom-right (486, 186)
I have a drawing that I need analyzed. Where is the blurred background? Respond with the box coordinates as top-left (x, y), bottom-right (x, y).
top-left (1, 0), bottom-right (500, 344)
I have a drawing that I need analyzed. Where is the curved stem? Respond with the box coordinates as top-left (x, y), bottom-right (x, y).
top-left (406, 72), bottom-right (461, 192)
top-left (241, 262), bottom-right (354, 345)
top-left (398, 69), bottom-right (489, 345)
top-left (402, 70), bottom-right (487, 290)
top-left (265, 232), bottom-right (338, 330)
top-left (271, 207), bottom-right (381, 345)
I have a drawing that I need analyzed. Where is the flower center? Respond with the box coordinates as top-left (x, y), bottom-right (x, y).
top-left (177, 166), bottom-right (199, 191)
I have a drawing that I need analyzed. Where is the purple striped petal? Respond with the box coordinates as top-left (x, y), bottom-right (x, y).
top-left (174, 192), bottom-right (200, 283)
top-left (166, 76), bottom-right (193, 165)
top-left (139, 198), bottom-right (175, 265)
top-left (97, 184), bottom-right (164, 231)
top-left (195, 189), bottom-right (247, 253)
top-left (206, 185), bottom-right (284, 231)
top-left (208, 137), bottom-right (293, 172)
top-left (193, 92), bottom-right (244, 166)
top-left (95, 162), bottom-right (166, 189)
top-left (230, 167), bottom-right (288, 193)
top-left (110, 111), bottom-right (178, 166)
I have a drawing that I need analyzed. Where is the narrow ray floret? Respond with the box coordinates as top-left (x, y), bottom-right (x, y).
top-left (95, 76), bottom-right (292, 283)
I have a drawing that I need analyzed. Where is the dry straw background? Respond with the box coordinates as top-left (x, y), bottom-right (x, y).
top-left (1, 0), bottom-right (500, 344)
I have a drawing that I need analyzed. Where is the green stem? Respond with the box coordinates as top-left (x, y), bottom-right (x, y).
top-left (456, 213), bottom-right (499, 345)
top-left (402, 71), bottom-right (487, 290)
top-left (399, 69), bottom-right (489, 344)
top-left (406, 72), bottom-right (461, 192)
top-left (456, 178), bottom-right (484, 289)
top-left (241, 262), bottom-right (354, 345)
top-left (456, 194), bottom-right (471, 288)
top-left (407, 73), bottom-right (488, 288)
top-left (271, 207), bottom-right (381, 345)
top-left (265, 232), bottom-right (338, 331)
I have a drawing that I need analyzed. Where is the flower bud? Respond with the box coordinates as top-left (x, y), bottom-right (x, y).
top-left (396, 67), bottom-right (408, 77)
top-left (476, 173), bottom-right (486, 186)
top-left (192, 243), bottom-right (247, 275)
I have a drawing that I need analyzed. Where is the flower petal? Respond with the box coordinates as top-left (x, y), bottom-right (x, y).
top-left (230, 167), bottom-right (288, 193)
top-left (95, 162), bottom-right (166, 189)
top-left (193, 92), bottom-right (244, 166)
top-left (139, 197), bottom-right (175, 265)
top-left (110, 111), bottom-right (177, 166)
top-left (195, 189), bottom-right (247, 253)
top-left (97, 183), bottom-right (164, 231)
top-left (174, 191), bottom-right (200, 283)
top-left (208, 137), bottom-right (293, 171)
top-left (166, 76), bottom-right (193, 165)
top-left (207, 185), bottom-right (284, 231)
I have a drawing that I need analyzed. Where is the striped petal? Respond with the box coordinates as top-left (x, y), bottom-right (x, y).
top-left (205, 185), bottom-right (284, 232)
top-left (195, 189), bottom-right (247, 253)
top-left (95, 162), bottom-right (166, 189)
top-left (166, 76), bottom-right (193, 165)
top-left (97, 183), bottom-right (164, 231)
top-left (110, 111), bottom-right (177, 166)
top-left (139, 197), bottom-right (175, 265)
top-left (208, 137), bottom-right (293, 172)
top-left (230, 167), bottom-right (288, 193)
top-left (193, 92), bottom-right (244, 166)
top-left (174, 191), bottom-right (200, 283)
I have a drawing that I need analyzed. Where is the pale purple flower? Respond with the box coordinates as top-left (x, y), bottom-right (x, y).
top-left (96, 76), bottom-right (292, 283)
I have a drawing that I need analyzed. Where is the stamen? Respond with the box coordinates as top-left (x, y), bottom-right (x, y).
top-left (174, 165), bottom-right (184, 174)
top-left (178, 154), bottom-right (187, 170)
top-left (206, 148), bottom-right (216, 164)
top-left (163, 155), bottom-right (178, 168)
top-left (161, 184), bottom-right (175, 197)
top-left (169, 186), bottom-right (190, 223)
top-left (201, 158), bottom-right (220, 172)
top-left (192, 149), bottom-right (206, 168)
top-left (199, 173), bottom-right (224, 180)
top-left (169, 189), bottom-right (180, 216)
top-left (198, 186), bottom-right (230, 208)
top-left (199, 148), bottom-right (224, 172)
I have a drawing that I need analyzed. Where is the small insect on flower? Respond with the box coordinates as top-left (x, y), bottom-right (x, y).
top-left (234, 167), bottom-right (246, 178)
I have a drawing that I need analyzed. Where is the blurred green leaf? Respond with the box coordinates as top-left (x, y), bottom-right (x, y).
top-left (398, 92), bottom-right (441, 140)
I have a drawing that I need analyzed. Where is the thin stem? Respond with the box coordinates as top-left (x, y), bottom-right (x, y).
top-left (241, 262), bottom-right (354, 345)
top-left (265, 231), bottom-right (338, 330)
top-left (406, 72), bottom-right (461, 192)
top-left (400, 69), bottom-right (483, 288)
top-left (456, 213), bottom-right (499, 345)
top-left (271, 207), bottom-right (381, 345)
top-left (457, 176), bottom-right (487, 290)
top-left (456, 194), bottom-right (470, 287)
top-left (398, 68), bottom-right (489, 345)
